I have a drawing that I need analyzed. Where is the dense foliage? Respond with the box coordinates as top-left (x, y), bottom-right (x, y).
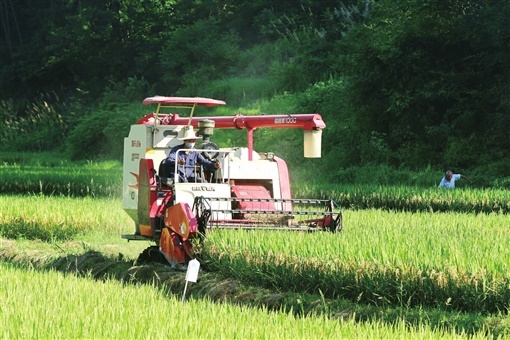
top-left (1, 0), bottom-right (509, 179)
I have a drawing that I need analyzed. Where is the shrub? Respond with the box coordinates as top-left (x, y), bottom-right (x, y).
top-left (65, 77), bottom-right (149, 161)
top-left (66, 103), bottom-right (144, 161)
top-left (0, 94), bottom-right (71, 152)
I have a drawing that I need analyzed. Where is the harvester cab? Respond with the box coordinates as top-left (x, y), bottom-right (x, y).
top-left (122, 96), bottom-right (342, 267)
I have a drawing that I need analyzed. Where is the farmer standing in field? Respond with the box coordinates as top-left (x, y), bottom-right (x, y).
top-left (438, 170), bottom-right (473, 188)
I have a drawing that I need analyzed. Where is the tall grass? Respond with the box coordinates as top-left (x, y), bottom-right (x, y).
top-left (1, 192), bottom-right (510, 330)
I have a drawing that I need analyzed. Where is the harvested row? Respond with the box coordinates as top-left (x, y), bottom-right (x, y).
top-left (199, 209), bottom-right (510, 313)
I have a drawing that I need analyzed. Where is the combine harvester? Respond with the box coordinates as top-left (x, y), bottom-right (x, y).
top-left (122, 96), bottom-right (342, 266)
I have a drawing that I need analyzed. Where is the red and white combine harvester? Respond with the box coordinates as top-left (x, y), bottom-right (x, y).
top-left (122, 96), bottom-right (342, 266)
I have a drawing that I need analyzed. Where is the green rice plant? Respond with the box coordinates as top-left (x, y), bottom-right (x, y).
top-left (0, 262), bottom-right (492, 339)
top-left (2, 240), bottom-right (509, 338)
top-left (1, 193), bottom-right (509, 334)
top-left (294, 182), bottom-right (510, 214)
top-left (0, 151), bottom-right (71, 166)
top-left (199, 209), bottom-right (510, 313)
top-left (2, 193), bottom-right (509, 312)
top-left (2, 152), bottom-right (508, 214)
top-left (0, 195), bottom-right (133, 241)
top-left (0, 163), bottom-right (122, 197)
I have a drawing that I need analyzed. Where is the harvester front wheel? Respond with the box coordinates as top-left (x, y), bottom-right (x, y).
top-left (136, 246), bottom-right (167, 265)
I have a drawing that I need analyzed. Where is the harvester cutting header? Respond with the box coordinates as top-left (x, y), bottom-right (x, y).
top-left (122, 96), bottom-right (342, 267)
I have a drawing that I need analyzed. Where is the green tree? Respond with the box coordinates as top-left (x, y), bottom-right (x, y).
top-left (0, 0), bottom-right (176, 99)
top-left (158, 17), bottom-right (241, 95)
top-left (338, 0), bottom-right (510, 169)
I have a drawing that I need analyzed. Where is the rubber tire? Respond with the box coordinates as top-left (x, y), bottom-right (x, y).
top-left (136, 246), bottom-right (167, 265)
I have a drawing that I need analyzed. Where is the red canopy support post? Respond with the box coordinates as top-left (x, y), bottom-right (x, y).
top-left (247, 128), bottom-right (255, 161)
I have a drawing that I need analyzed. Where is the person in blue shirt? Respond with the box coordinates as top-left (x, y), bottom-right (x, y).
top-left (438, 170), bottom-right (472, 188)
top-left (163, 127), bottom-right (220, 183)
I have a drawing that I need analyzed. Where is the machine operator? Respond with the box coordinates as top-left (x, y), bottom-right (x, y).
top-left (161, 126), bottom-right (221, 183)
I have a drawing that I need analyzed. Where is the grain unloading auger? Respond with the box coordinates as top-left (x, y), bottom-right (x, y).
top-left (122, 96), bottom-right (342, 267)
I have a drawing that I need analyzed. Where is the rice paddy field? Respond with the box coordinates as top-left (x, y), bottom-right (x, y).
top-left (1, 153), bottom-right (509, 339)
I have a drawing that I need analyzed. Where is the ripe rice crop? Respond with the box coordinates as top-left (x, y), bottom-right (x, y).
top-left (3, 157), bottom-right (509, 213)
top-left (1, 193), bottom-right (509, 334)
top-left (294, 183), bottom-right (510, 213)
top-left (200, 209), bottom-right (510, 313)
top-left (0, 163), bottom-right (122, 197)
top-left (0, 195), bottom-right (133, 241)
top-left (1, 192), bottom-right (509, 313)
top-left (0, 262), bottom-right (491, 339)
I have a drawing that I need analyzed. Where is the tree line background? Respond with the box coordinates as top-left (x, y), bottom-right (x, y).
top-left (1, 0), bottom-right (509, 183)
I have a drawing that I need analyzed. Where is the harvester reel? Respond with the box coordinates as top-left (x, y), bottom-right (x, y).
top-left (192, 196), bottom-right (342, 232)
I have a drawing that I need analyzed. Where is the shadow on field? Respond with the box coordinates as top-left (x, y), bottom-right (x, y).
top-left (1, 245), bottom-right (507, 338)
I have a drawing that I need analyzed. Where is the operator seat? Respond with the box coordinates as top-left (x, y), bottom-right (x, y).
top-left (158, 158), bottom-right (175, 186)
top-left (158, 158), bottom-right (207, 184)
